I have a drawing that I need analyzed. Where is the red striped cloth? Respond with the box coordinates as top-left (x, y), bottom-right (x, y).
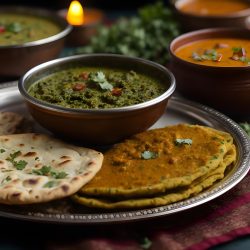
top-left (150, 171), bottom-right (250, 250)
top-left (48, 171), bottom-right (250, 250)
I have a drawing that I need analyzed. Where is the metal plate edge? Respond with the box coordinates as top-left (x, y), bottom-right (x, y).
top-left (0, 82), bottom-right (249, 224)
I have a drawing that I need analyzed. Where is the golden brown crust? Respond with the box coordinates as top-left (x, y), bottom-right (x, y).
top-left (80, 124), bottom-right (235, 198)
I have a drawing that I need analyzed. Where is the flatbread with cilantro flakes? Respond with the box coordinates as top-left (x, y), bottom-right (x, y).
top-left (0, 133), bottom-right (103, 205)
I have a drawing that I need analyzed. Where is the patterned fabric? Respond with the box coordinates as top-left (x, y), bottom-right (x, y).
top-left (48, 171), bottom-right (250, 250)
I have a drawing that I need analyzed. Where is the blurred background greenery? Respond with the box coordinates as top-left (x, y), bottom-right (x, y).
top-left (0, 0), bottom-right (170, 10)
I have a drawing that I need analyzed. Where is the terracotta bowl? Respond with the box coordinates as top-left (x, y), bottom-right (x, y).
top-left (171, 0), bottom-right (250, 31)
top-left (18, 54), bottom-right (176, 145)
top-left (169, 27), bottom-right (250, 121)
top-left (0, 6), bottom-right (72, 78)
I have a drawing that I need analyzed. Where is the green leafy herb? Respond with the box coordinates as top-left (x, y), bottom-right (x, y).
top-left (51, 171), bottom-right (68, 179)
top-left (6, 151), bottom-right (27, 170)
top-left (203, 49), bottom-right (221, 61)
top-left (33, 165), bottom-right (51, 176)
top-left (192, 52), bottom-right (203, 61)
top-left (32, 165), bottom-right (68, 179)
top-left (232, 47), bottom-right (242, 53)
top-left (6, 22), bottom-right (22, 33)
top-left (6, 151), bottom-right (21, 162)
top-left (66, 1), bottom-right (180, 65)
top-left (0, 149), bottom-right (5, 153)
top-left (141, 150), bottom-right (158, 160)
top-left (230, 47), bottom-right (250, 64)
top-left (88, 71), bottom-right (113, 91)
top-left (175, 138), bottom-right (192, 146)
top-left (239, 122), bottom-right (250, 136)
top-left (140, 237), bottom-right (152, 250)
top-left (1, 175), bottom-right (12, 184)
top-left (211, 155), bottom-right (218, 160)
top-left (43, 181), bottom-right (57, 188)
top-left (14, 160), bottom-right (28, 170)
top-left (5, 176), bottom-right (11, 182)
top-left (192, 49), bottom-right (222, 62)
top-left (239, 56), bottom-right (250, 64)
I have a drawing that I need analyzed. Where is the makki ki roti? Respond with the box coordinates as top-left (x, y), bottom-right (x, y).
top-left (0, 133), bottom-right (103, 205)
top-left (78, 124), bottom-right (236, 198)
top-left (72, 141), bottom-right (236, 209)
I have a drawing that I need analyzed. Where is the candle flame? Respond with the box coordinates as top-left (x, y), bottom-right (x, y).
top-left (66, 1), bottom-right (84, 25)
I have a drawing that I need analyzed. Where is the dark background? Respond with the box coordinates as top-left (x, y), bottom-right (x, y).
top-left (0, 0), bottom-right (170, 11)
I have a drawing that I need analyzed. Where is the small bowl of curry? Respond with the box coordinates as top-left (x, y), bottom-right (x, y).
top-left (169, 27), bottom-right (250, 121)
top-left (172, 0), bottom-right (250, 31)
top-left (18, 54), bottom-right (176, 145)
top-left (0, 6), bottom-right (72, 78)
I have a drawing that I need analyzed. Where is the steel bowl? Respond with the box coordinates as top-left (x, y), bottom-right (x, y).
top-left (0, 6), bottom-right (72, 78)
top-left (18, 54), bottom-right (176, 145)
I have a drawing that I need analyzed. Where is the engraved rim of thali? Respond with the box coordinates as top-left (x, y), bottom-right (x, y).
top-left (0, 81), bottom-right (249, 224)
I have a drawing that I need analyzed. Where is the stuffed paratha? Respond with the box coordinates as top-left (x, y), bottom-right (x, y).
top-left (72, 143), bottom-right (236, 209)
top-left (79, 124), bottom-right (235, 198)
top-left (0, 133), bottom-right (103, 205)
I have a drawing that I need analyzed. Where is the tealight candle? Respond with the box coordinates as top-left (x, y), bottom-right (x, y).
top-left (58, 0), bottom-right (104, 46)
top-left (67, 0), bottom-right (84, 25)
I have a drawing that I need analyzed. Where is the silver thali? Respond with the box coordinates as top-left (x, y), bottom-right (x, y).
top-left (0, 81), bottom-right (249, 224)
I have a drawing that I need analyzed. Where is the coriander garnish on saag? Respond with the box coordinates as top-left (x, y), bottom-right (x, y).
top-left (28, 67), bottom-right (166, 109)
top-left (88, 71), bottom-right (114, 91)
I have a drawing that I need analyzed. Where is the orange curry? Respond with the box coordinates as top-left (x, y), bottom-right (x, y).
top-left (174, 38), bottom-right (250, 67)
top-left (176, 0), bottom-right (250, 16)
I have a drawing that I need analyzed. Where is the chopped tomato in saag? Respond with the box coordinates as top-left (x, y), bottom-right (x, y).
top-left (28, 67), bottom-right (167, 109)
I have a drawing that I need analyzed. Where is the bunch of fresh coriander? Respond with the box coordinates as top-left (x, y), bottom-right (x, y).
top-left (240, 122), bottom-right (250, 137)
top-left (71, 1), bottom-right (180, 65)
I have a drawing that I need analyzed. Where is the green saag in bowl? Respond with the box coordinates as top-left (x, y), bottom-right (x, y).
top-left (19, 54), bottom-right (176, 145)
top-left (28, 67), bottom-right (166, 109)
